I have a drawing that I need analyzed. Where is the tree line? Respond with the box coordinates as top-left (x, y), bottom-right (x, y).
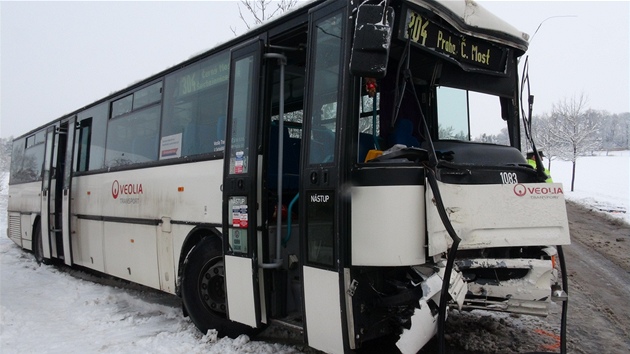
top-left (476, 94), bottom-right (629, 191)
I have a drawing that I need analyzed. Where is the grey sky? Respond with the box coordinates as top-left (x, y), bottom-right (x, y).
top-left (1, 1), bottom-right (629, 139)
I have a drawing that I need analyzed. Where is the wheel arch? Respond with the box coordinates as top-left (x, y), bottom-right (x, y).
top-left (176, 224), bottom-right (223, 297)
top-left (30, 214), bottom-right (41, 251)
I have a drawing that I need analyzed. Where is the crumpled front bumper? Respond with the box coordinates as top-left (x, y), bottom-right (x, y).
top-left (456, 257), bottom-right (557, 316)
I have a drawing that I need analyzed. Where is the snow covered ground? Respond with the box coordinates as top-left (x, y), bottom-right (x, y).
top-left (550, 150), bottom-right (629, 225)
top-left (0, 151), bottom-right (628, 353)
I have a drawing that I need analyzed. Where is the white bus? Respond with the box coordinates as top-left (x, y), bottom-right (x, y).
top-left (7, 0), bottom-right (570, 353)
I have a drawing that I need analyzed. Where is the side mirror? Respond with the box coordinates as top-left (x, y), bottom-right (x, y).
top-left (350, 5), bottom-right (394, 79)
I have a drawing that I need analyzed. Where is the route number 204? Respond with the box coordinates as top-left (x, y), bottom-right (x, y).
top-left (500, 172), bottom-right (518, 184)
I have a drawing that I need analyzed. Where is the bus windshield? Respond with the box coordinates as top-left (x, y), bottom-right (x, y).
top-left (437, 87), bottom-right (509, 145)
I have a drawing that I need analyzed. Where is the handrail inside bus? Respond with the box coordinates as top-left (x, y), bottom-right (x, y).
top-left (262, 52), bottom-right (287, 269)
top-left (283, 193), bottom-right (300, 247)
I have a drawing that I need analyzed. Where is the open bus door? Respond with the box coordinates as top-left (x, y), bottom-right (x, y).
top-left (61, 117), bottom-right (76, 266)
top-left (222, 38), bottom-right (265, 329)
top-left (300, 3), bottom-right (348, 352)
top-left (40, 126), bottom-right (55, 259)
top-left (40, 119), bottom-right (74, 265)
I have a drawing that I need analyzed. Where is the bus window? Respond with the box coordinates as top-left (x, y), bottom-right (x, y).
top-left (76, 103), bottom-right (107, 171)
top-left (437, 87), bottom-right (510, 145)
top-left (437, 86), bottom-right (470, 140)
top-left (105, 105), bottom-right (161, 167)
top-left (308, 13), bottom-right (342, 165)
top-left (111, 95), bottom-right (133, 118)
top-left (133, 82), bottom-right (162, 110)
top-left (358, 90), bottom-right (380, 162)
top-left (161, 52), bottom-right (229, 158)
top-left (105, 81), bottom-right (164, 167)
top-left (228, 55), bottom-right (254, 174)
top-left (469, 91), bottom-right (509, 145)
top-left (10, 134), bottom-right (45, 184)
top-left (76, 119), bottom-right (92, 172)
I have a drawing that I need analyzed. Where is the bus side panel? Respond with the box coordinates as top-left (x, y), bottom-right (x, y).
top-left (71, 160), bottom-right (223, 222)
top-left (20, 214), bottom-right (32, 250)
top-left (103, 222), bottom-right (160, 289)
top-left (351, 185), bottom-right (426, 266)
top-left (71, 160), bottom-right (224, 291)
top-left (157, 217), bottom-right (175, 294)
top-left (71, 218), bottom-right (105, 272)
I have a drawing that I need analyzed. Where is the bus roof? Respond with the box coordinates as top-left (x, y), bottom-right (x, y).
top-left (411, 0), bottom-right (529, 53)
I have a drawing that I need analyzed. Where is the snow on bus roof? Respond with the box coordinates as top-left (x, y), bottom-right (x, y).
top-left (411, 0), bottom-right (529, 51)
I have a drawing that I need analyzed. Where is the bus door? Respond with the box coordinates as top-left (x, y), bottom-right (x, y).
top-left (40, 119), bottom-right (74, 265)
top-left (61, 117), bottom-right (76, 266)
top-left (222, 38), bottom-right (265, 328)
top-left (300, 3), bottom-right (348, 353)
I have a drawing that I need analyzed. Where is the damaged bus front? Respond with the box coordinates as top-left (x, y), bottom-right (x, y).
top-left (345, 0), bottom-right (570, 352)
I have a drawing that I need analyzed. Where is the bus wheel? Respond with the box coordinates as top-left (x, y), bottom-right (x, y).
top-left (181, 236), bottom-right (260, 338)
top-left (33, 223), bottom-right (49, 265)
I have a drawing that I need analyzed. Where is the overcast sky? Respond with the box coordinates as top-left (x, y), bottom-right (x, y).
top-left (1, 1), bottom-right (629, 139)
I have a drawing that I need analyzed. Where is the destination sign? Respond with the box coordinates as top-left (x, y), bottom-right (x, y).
top-left (400, 7), bottom-right (507, 73)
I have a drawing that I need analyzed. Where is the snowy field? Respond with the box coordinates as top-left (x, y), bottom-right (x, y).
top-left (550, 150), bottom-right (629, 225)
top-left (0, 151), bottom-right (628, 353)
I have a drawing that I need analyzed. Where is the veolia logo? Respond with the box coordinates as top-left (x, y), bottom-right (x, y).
top-left (513, 184), bottom-right (527, 197)
top-left (513, 183), bottom-right (563, 197)
top-left (112, 180), bottom-right (144, 199)
top-left (112, 180), bottom-right (119, 199)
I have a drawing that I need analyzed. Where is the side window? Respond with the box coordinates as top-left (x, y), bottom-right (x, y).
top-left (105, 82), bottom-right (163, 167)
top-left (76, 102), bottom-right (107, 171)
top-left (76, 119), bottom-right (92, 172)
top-left (111, 95), bottom-right (133, 118)
top-left (9, 133), bottom-right (45, 184)
top-left (307, 12), bottom-right (343, 165)
top-left (105, 105), bottom-right (161, 167)
top-left (161, 52), bottom-right (230, 159)
top-left (227, 55), bottom-right (254, 174)
top-left (133, 82), bottom-right (162, 110)
top-left (358, 86), bottom-right (381, 162)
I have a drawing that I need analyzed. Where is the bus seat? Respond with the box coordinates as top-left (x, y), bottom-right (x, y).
top-left (358, 133), bottom-right (376, 162)
top-left (390, 118), bottom-right (419, 148)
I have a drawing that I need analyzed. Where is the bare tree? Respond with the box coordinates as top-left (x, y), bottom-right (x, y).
top-left (547, 94), bottom-right (601, 191)
top-left (530, 114), bottom-right (559, 170)
top-left (230, 0), bottom-right (299, 36)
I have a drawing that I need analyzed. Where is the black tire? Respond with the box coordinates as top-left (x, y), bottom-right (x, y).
top-left (181, 236), bottom-right (261, 338)
top-left (33, 223), bottom-right (50, 265)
